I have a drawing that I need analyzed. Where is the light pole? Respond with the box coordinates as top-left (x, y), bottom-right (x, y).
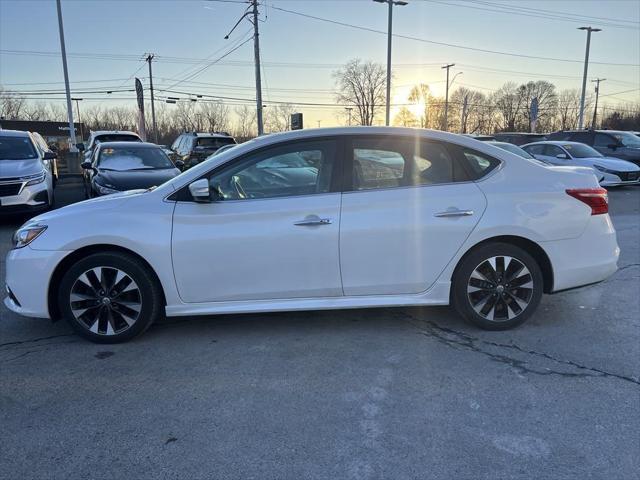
top-left (591, 78), bottom-right (605, 129)
top-left (373, 0), bottom-right (408, 126)
top-left (577, 26), bottom-right (601, 129)
top-left (72, 98), bottom-right (83, 141)
top-left (55, 0), bottom-right (77, 152)
top-left (441, 64), bottom-right (457, 131)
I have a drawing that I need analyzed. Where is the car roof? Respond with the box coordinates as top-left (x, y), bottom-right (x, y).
top-left (0, 129), bottom-right (31, 137)
top-left (96, 141), bottom-right (160, 149)
top-left (192, 132), bottom-right (234, 138)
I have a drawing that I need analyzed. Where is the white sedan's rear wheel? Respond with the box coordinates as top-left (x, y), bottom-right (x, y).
top-left (452, 242), bottom-right (543, 330)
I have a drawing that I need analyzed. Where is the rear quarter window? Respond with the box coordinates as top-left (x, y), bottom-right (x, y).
top-left (455, 147), bottom-right (501, 180)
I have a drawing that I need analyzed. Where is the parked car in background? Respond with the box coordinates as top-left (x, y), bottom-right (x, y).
top-left (82, 130), bottom-right (142, 160)
top-left (546, 130), bottom-right (640, 166)
top-left (522, 141), bottom-right (640, 187)
top-left (171, 132), bottom-right (236, 169)
top-left (81, 142), bottom-right (182, 198)
top-left (0, 129), bottom-right (57, 214)
top-left (210, 143), bottom-right (238, 157)
top-left (30, 131), bottom-right (59, 187)
top-left (485, 141), bottom-right (544, 161)
top-left (493, 132), bottom-right (547, 145)
top-left (5, 127), bottom-right (619, 343)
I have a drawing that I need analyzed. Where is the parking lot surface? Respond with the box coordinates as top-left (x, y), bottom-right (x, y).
top-left (1, 181), bottom-right (638, 479)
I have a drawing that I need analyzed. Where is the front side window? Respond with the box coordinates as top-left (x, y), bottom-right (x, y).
top-left (97, 147), bottom-right (174, 171)
top-left (544, 145), bottom-right (566, 158)
top-left (523, 144), bottom-right (545, 155)
top-left (207, 140), bottom-right (336, 200)
top-left (612, 132), bottom-right (640, 148)
top-left (0, 136), bottom-right (38, 160)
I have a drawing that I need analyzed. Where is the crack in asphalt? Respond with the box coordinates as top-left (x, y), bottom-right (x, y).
top-left (398, 311), bottom-right (640, 386)
top-left (0, 333), bottom-right (75, 350)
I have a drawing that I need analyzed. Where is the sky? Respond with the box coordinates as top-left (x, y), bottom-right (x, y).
top-left (0, 0), bottom-right (639, 128)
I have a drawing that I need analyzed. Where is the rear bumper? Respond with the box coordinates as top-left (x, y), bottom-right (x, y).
top-left (541, 214), bottom-right (619, 292)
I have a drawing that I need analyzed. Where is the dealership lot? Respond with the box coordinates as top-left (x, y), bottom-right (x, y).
top-left (0, 184), bottom-right (638, 479)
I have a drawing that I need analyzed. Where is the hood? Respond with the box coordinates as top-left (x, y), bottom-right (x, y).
top-left (94, 168), bottom-right (180, 191)
top-left (0, 159), bottom-right (43, 179)
top-left (27, 189), bottom-right (146, 225)
top-left (591, 156), bottom-right (640, 172)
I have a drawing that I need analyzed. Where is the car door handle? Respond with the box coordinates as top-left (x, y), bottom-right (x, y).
top-left (434, 209), bottom-right (474, 218)
top-left (294, 217), bottom-right (332, 226)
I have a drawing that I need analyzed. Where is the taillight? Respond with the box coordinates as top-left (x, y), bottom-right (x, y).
top-left (566, 188), bottom-right (608, 215)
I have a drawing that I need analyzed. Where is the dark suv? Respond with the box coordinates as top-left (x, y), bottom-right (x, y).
top-left (546, 130), bottom-right (640, 166)
top-left (492, 132), bottom-right (547, 146)
top-left (170, 132), bottom-right (236, 168)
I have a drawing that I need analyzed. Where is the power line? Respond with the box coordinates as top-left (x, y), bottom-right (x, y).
top-left (269, 5), bottom-right (640, 67)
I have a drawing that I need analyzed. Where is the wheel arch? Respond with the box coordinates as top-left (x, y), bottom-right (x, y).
top-left (48, 244), bottom-right (167, 321)
top-left (451, 235), bottom-right (554, 294)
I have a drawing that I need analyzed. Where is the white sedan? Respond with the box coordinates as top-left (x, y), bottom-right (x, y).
top-left (522, 141), bottom-right (640, 187)
top-left (5, 128), bottom-right (619, 343)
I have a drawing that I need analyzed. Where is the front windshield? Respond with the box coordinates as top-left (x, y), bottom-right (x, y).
top-left (612, 132), bottom-right (640, 148)
top-left (562, 143), bottom-right (603, 158)
top-left (97, 147), bottom-right (175, 171)
top-left (0, 136), bottom-right (38, 160)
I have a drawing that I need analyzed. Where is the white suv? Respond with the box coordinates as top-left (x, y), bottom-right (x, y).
top-left (0, 129), bottom-right (57, 214)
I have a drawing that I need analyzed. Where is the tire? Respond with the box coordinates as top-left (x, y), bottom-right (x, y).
top-left (57, 252), bottom-right (163, 343)
top-left (451, 242), bottom-right (543, 330)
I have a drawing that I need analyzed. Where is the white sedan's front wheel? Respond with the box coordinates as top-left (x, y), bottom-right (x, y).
top-left (58, 252), bottom-right (163, 343)
top-left (452, 243), bottom-right (543, 330)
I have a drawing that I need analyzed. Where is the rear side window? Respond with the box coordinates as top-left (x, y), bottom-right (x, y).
top-left (196, 137), bottom-right (236, 149)
top-left (350, 137), bottom-right (466, 191)
top-left (594, 133), bottom-right (615, 147)
top-left (458, 148), bottom-right (500, 180)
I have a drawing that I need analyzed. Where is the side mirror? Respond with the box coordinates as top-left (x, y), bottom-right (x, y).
top-left (43, 151), bottom-right (57, 160)
top-left (175, 159), bottom-right (185, 170)
top-left (607, 144), bottom-right (619, 150)
top-left (556, 153), bottom-right (569, 160)
top-left (76, 143), bottom-right (85, 152)
top-left (188, 179), bottom-right (211, 202)
top-left (81, 160), bottom-right (93, 170)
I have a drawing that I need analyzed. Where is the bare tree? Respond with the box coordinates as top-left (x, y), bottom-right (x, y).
top-left (0, 88), bottom-right (27, 119)
top-left (492, 82), bottom-right (525, 131)
top-left (450, 87), bottom-right (486, 134)
top-left (408, 83), bottom-right (431, 128)
top-left (199, 101), bottom-right (230, 133)
top-left (264, 103), bottom-right (297, 132)
top-left (393, 107), bottom-right (418, 127)
top-left (334, 59), bottom-right (386, 126)
top-left (233, 105), bottom-right (257, 140)
top-left (519, 81), bottom-right (557, 132)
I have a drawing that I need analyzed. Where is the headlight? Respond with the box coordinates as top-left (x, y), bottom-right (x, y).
top-left (25, 171), bottom-right (46, 186)
top-left (94, 180), bottom-right (120, 195)
top-left (593, 164), bottom-right (615, 174)
top-left (12, 224), bottom-right (47, 249)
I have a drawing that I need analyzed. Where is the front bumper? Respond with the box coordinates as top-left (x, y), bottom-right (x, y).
top-left (598, 170), bottom-right (640, 187)
top-left (4, 246), bottom-right (70, 318)
top-left (541, 214), bottom-right (619, 292)
top-left (0, 180), bottom-right (51, 213)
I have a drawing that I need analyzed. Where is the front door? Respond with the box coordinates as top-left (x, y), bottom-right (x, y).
top-left (171, 138), bottom-right (343, 303)
top-left (339, 136), bottom-right (487, 296)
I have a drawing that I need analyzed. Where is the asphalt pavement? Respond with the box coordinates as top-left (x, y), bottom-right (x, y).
top-left (1, 179), bottom-right (638, 480)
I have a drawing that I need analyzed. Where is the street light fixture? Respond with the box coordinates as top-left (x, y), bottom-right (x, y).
top-left (577, 26), bottom-right (601, 129)
top-left (373, 0), bottom-right (408, 126)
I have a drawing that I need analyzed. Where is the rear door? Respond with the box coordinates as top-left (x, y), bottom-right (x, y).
top-left (171, 138), bottom-right (344, 303)
top-left (339, 136), bottom-right (488, 296)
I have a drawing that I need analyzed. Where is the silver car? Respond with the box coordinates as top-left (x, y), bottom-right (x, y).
top-left (0, 129), bottom-right (57, 214)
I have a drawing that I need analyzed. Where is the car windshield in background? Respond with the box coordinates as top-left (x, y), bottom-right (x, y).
top-left (0, 136), bottom-right (38, 160)
top-left (98, 147), bottom-right (175, 171)
top-left (196, 137), bottom-right (235, 149)
top-left (562, 143), bottom-right (603, 158)
top-left (612, 132), bottom-right (640, 148)
top-left (95, 135), bottom-right (141, 144)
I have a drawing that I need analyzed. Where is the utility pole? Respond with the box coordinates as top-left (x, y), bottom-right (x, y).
top-left (373, 0), bottom-right (408, 126)
top-left (146, 54), bottom-right (158, 143)
top-left (442, 63), bottom-right (455, 131)
top-left (55, 0), bottom-right (77, 151)
top-left (251, 0), bottom-right (264, 135)
top-left (591, 78), bottom-right (605, 129)
top-left (72, 98), bottom-right (83, 141)
top-left (578, 26), bottom-right (601, 129)
top-left (345, 107), bottom-right (353, 126)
